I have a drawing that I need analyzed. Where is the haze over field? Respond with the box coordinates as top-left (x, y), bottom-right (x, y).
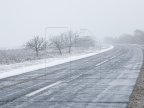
top-left (0, 0), bottom-right (144, 48)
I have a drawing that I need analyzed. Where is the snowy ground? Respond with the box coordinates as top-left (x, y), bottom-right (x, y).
top-left (0, 45), bottom-right (113, 79)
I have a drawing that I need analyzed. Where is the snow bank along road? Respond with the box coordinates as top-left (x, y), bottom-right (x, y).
top-left (0, 46), bottom-right (113, 79)
top-left (0, 44), bottom-right (143, 108)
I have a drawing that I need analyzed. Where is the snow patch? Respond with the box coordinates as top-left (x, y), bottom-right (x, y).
top-left (0, 46), bottom-right (114, 79)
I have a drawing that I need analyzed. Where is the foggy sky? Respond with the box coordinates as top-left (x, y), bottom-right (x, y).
top-left (0, 0), bottom-right (144, 48)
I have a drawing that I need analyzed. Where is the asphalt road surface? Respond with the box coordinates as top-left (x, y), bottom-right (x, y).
top-left (0, 44), bottom-right (143, 108)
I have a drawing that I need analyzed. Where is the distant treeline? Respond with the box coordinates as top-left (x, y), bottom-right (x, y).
top-left (104, 29), bottom-right (144, 44)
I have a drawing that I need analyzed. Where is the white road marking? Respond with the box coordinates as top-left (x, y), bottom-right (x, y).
top-left (95, 60), bottom-right (109, 66)
top-left (26, 81), bottom-right (62, 97)
top-left (95, 55), bottom-right (117, 67)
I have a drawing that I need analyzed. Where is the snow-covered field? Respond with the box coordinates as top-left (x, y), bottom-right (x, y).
top-left (0, 45), bottom-right (113, 79)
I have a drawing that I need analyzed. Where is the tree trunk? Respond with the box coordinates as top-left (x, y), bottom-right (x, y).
top-left (58, 47), bottom-right (62, 55)
top-left (68, 46), bottom-right (71, 54)
top-left (36, 50), bottom-right (39, 57)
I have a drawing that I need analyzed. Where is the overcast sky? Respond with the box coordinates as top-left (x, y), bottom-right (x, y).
top-left (0, 0), bottom-right (144, 48)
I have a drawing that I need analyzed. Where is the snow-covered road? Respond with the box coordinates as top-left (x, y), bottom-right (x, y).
top-left (0, 44), bottom-right (143, 108)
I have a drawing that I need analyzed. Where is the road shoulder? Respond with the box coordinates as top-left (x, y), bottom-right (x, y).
top-left (128, 53), bottom-right (144, 108)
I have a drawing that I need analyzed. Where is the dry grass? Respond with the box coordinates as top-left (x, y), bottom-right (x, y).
top-left (128, 62), bottom-right (144, 108)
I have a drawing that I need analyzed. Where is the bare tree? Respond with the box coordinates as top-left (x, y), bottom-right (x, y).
top-left (25, 36), bottom-right (46, 56)
top-left (63, 31), bottom-right (78, 53)
top-left (50, 34), bottom-right (64, 55)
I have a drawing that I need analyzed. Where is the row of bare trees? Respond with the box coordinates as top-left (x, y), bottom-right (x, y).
top-left (25, 30), bottom-right (96, 56)
top-left (50, 31), bottom-right (78, 54)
